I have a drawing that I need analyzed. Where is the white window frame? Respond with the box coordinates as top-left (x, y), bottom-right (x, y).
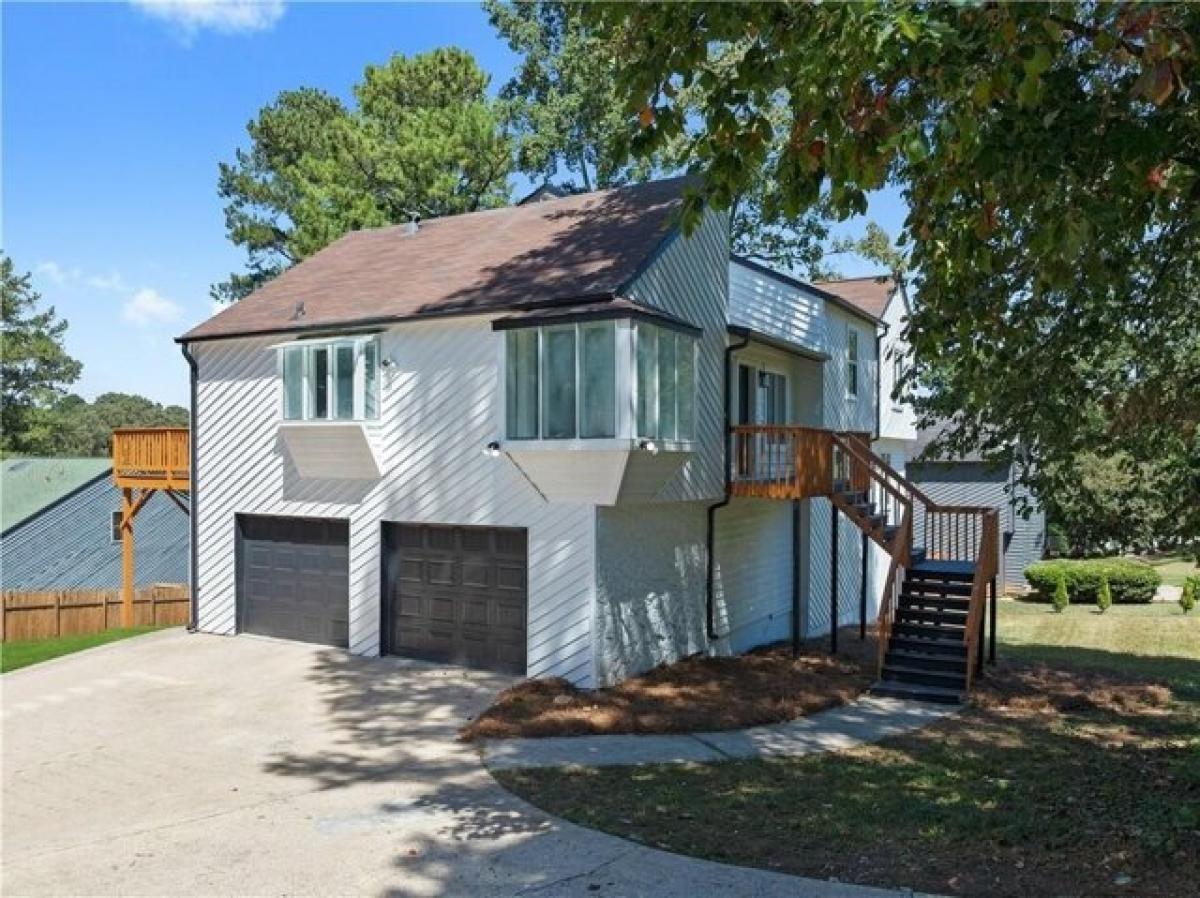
top-left (277, 334), bottom-right (380, 422)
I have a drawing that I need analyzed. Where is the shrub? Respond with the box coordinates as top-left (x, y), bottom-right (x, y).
top-left (1097, 575), bottom-right (1112, 613)
top-left (1052, 574), bottom-right (1069, 613)
top-left (1025, 558), bottom-right (1161, 604)
top-left (1181, 576), bottom-right (1198, 615)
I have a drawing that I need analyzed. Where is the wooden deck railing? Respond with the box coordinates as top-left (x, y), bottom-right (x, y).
top-left (874, 504), bottom-right (912, 674)
top-left (729, 425), bottom-right (833, 500)
top-left (112, 427), bottom-right (190, 490)
top-left (964, 509), bottom-right (1000, 689)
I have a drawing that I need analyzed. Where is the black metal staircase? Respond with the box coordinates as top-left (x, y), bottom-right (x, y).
top-left (872, 561), bottom-right (975, 703)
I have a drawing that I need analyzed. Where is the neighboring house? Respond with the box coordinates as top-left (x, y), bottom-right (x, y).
top-left (813, 275), bottom-right (918, 614)
top-left (906, 429), bottom-right (1045, 592)
top-left (178, 178), bottom-right (882, 687)
top-left (0, 458), bottom-right (189, 590)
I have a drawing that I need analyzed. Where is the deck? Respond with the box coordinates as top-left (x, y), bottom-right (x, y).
top-left (111, 428), bottom-right (190, 491)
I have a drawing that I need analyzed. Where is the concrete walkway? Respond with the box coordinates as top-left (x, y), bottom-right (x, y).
top-left (3, 630), bottom-right (931, 898)
top-left (483, 695), bottom-right (958, 770)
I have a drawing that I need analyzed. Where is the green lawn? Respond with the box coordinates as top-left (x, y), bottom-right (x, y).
top-left (1142, 551), bottom-right (1199, 588)
top-left (1, 627), bottom-right (167, 673)
top-left (496, 603), bottom-right (1200, 898)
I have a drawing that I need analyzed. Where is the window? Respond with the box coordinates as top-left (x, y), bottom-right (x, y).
top-left (542, 326), bottom-right (577, 439)
top-left (503, 319), bottom-right (695, 443)
top-left (280, 336), bottom-right (380, 421)
top-left (757, 370), bottom-right (787, 425)
top-left (111, 510), bottom-right (123, 543)
top-left (892, 354), bottom-right (904, 408)
top-left (580, 322), bottom-right (616, 438)
top-left (507, 321), bottom-right (617, 441)
top-left (635, 323), bottom-right (696, 442)
top-left (505, 329), bottom-right (539, 439)
top-left (846, 326), bottom-right (860, 398)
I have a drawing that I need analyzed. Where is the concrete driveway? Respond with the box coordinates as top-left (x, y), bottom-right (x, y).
top-left (2, 630), bottom-right (907, 897)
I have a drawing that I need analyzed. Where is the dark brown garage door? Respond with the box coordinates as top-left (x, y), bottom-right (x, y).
top-left (237, 515), bottom-right (349, 647)
top-left (382, 523), bottom-right (527, 674)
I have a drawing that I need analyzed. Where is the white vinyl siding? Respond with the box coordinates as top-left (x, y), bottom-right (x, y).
top-left (195, 318), bottom-right (598, 686)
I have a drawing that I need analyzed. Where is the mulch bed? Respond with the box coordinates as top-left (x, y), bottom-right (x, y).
top-left (494, 659), bottom-right (1199, 898)
top-left (460, 629), bottom-right (876, 741)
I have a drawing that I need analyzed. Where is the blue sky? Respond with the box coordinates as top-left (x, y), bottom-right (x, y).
top-left (3, 1), bottom-right (906, 407)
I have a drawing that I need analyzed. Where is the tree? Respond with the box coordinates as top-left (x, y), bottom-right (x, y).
top-left (829, 222), bottom-right (908, 278)
top-left (0, 254), bottom-right (82, 452)
top-left (15, 393), bottom-right (189, 457)
top-left (583, 2), bottom-right (1200, 536)
top-left (214, 48), bottom-right (514, 302)
top-left (488, 1), bottom-right (837, 276)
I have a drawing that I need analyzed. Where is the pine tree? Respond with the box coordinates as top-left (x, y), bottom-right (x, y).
top-left (1096, 575), bottom-right (1112, 614)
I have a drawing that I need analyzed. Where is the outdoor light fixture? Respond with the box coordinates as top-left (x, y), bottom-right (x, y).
top-left (638, 439), bottom-right (659, 455)
top-left (483, 441), bottom-right (502, 458)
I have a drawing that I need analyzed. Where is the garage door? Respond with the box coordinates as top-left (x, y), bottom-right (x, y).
top-left (382, 524), bottom-right (527, 673)
top-left (237, 515), bottom-right (349, 647)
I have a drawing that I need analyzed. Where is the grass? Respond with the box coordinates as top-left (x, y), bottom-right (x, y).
top-left (1, 627), bottom-right (166, 673)
top-left (496, 603), bottom-right (1200, 898)
top-left (1142, 551), bottom-right (1199, 588)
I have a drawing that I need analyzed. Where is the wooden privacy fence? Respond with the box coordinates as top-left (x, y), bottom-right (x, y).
top-left (1, 584), bottom-right (189, 642)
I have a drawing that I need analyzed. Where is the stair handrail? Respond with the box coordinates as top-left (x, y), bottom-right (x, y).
top-left (963, 509), bottom-right (1000, 689)
top-left (830, 432), bottom-right (936, 509)
top-left (875, 503), bottom-right (912, 676)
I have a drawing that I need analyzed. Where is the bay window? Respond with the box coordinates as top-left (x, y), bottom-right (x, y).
top-left (279, 335), bottom-right (380, 421)
top-left (504, 317), bottom-right (696, 445)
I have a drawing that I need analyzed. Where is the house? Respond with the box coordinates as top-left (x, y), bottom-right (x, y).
top-left (178, 177), bottom-right (997, 695)
top-left (813, 276), bottom-right (919, 613)
top-left (0, 457), bottom-right (189, 590)
top-left (906, 428), bottom-right (1045, 592)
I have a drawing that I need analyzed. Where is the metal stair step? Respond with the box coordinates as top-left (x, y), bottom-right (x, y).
top-left (896, 607), bottom-right (967, 627)
top-left (903, 578), bottom-right (974, 597)
top-left (893, 621), bottom-right (968, 643)
top-left (882, 664), bottom-right (967, 690)
top-left (900, 593), bottom-right (971, 613)
top-left (889, 636), bottom-right (968, 657)
top-left (886, 650), bottom-right (968, 674)
top-left (869, 680), bottom-right (964, 705)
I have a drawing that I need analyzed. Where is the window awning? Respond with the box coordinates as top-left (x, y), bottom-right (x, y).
top-left (491, 297), bottom-right (702, 337)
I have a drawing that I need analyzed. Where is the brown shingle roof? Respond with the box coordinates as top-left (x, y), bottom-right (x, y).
top-left (811, 274), bottom-right (896, 319)
top-left (181, 177), bottom-right (692, 342)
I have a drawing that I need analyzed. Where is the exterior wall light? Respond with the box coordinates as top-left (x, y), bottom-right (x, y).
top-left (638, 439), bottom-right (659, 455)
top-left (483, 441), bottom-right (502, 458)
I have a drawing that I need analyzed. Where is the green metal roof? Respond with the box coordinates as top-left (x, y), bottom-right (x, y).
top-left (1, 458), bottom-right (111, 532)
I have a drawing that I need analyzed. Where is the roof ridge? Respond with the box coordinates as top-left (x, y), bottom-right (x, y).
top-left (350, 175), bottom-right (693, 239)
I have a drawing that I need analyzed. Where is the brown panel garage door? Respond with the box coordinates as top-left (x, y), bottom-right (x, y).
top-left (382, 523), bottom-right (527, 674)
top-left (237, 515), bottom-right (349, 647)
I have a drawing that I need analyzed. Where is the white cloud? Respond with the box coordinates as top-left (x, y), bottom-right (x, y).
top-left (86, 271), bottom-right (129, 292)
top-left (34, 261), bottom-right (80, 286)
top-left (123, 288), bottom-right (184, 327)
top-left (130, 0), bottom-right (285, 36)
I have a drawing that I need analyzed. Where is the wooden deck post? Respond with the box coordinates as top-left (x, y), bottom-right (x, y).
top-left (859, 530), bottom-right (868, 640)
top-left (121, 488), bottom-right (134, 628)
top-left (830, 503), bottom-right (839, 654)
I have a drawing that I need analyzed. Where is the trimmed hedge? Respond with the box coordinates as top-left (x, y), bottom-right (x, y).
top-left (1024, 558), bottom-right (1160, 605)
